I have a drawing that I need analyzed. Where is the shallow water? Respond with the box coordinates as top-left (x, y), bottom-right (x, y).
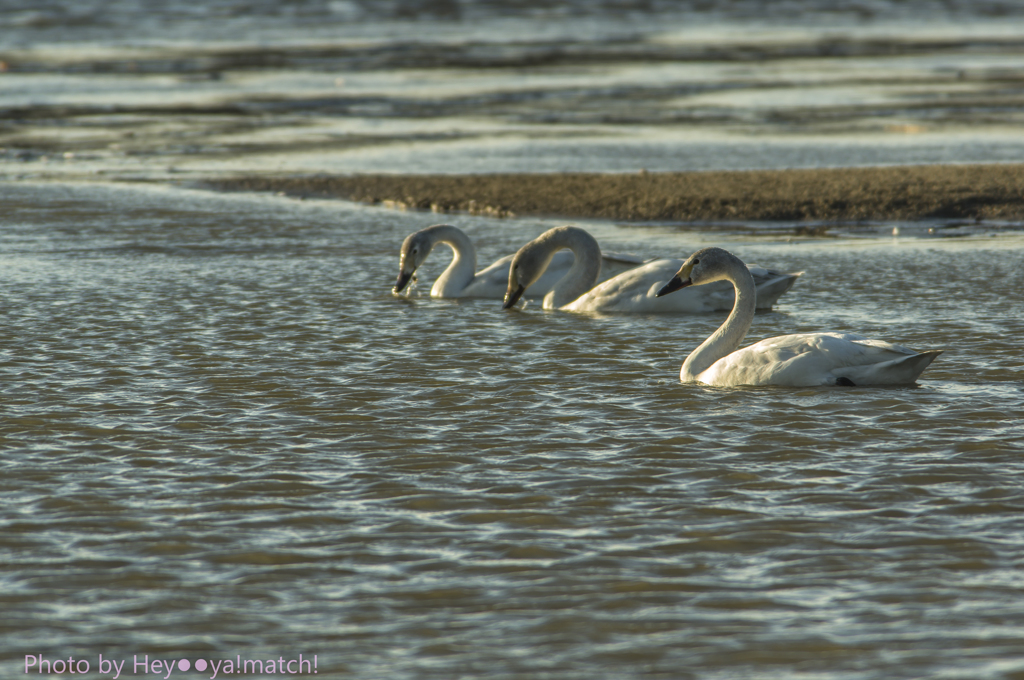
top-left (2, 181), bottom-right (1024, 679)
top-left (4, 1), bottom-right (1024, 678)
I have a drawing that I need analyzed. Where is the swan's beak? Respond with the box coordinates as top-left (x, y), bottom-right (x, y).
top-left (503, 284), bottom-right (526, 310)
top-left (393, 269), bottom-right (414, 294)
top-left (656, 274), bottom-right (692, 297)
top-left (656, 261), bottom-right (695, 297)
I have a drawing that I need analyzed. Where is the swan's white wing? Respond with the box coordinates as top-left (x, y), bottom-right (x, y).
top-left (561, 259), bottom-right (696, 312)
top-left (699, 332), bottom-right (940, 387)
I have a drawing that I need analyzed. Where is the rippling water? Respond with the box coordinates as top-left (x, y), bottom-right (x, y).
top-left (3, 181), bottom-right (1024, 678)
top-left (4, 1), bottom-right (1024, 677)
top-left (4, 0), bottom-right (1024, 178)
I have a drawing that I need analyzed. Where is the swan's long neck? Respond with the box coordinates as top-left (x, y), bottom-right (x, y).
top-left (428, 225), bottom-right (478, 297)
top-left (539, 227), bottom-right (601, 309)
top-left (682, 255), bottom-right (756, 381)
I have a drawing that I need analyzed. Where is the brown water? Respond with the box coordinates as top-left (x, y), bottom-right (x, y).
top-left (2, 181), bottom-right (1024, 679)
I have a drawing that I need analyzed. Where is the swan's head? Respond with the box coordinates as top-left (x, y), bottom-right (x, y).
top-left (393, 231), bottom-right (432, 294)
top-left (504, 225), bottom-right (599, 309)
top-left (656, 247), bottom-right (739, 297)
top-left (502, 254), bottom-right (529, 309)
top-left (502, 238), bottom-right (552, 309)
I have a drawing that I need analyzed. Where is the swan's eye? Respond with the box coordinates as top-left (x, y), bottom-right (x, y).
top-left (692, 258), bottom-right (700, 265)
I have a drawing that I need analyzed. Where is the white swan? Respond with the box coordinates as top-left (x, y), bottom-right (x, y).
top-left (655, 246), bottom-right (942, 386)
top-left (393, 224), bottom-right (643, 298)
top-left (502, 226), bottom-right (800, 312)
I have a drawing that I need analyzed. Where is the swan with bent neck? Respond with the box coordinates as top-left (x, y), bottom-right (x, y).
top-left (394, 224), bottom-right (642, 299)
top-left (502, 226), bottom-right (800, 312)
top-left (655, 247), bottom-right (942, 387)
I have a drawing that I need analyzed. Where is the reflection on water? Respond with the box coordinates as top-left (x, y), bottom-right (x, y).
top-left (3, 1), bottom-right (1024, 178)
top-left (1, 182), bottom-right (1023, 677)
top-left (3, 1), bottom-right (1024, 676)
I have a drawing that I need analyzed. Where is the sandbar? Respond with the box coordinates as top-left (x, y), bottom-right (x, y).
top-left (208, 164), bottom-right (1024, 222)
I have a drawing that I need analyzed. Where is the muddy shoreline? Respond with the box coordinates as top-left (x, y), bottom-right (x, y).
top-left (208, 164), bottom-right (1024, 223)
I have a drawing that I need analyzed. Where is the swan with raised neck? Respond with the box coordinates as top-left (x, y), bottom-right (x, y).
top-left (661, 247), bottom-right (758, 381)
top-left (656, 246), bottom-right (942, 386)
top-left (503, 226), bottom-right (602, 310)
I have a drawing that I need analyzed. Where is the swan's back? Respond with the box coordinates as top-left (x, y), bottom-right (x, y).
top-left (563, 259), bottom-right (717, 313)
top-left (698, 332), bottom-right (942, 387)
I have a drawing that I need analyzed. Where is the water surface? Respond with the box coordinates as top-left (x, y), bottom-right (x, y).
top-left (4, 0), bottom-right (1024, 179)
top-left (2, 181), bottom-right (1023, 678)
top-left (4, 2), bottom-right (1024, 677)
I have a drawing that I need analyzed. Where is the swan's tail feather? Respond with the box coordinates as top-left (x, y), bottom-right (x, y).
top-left (840, 349), bottom-right (943, 385)
top-left (907, 350), bottom-right (943, 381)
top-left (753, 271), bottom-right (802, 309)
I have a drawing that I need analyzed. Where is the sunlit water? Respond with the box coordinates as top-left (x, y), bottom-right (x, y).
top-left (4, 1), bottom-right (1024, 678)
top-left (2, 181), bottom-right (1024, 679)
top-left (4, 0), bottom-right (1024, 179)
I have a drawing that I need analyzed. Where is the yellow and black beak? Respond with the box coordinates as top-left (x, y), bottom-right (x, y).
top-left (502, 284), bottom-right (526, 310)
top-left (655, 262), bottom-right (694, 297)
top-left (655, 275), bottom-right (691, 297)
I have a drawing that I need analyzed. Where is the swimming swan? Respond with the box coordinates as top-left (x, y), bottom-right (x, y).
top-left (502, 226), bottom-right (800, 312)
top-left (655, 246), bottom-right (942, 386)
top-left (394, 224), bottom-right (643, 298)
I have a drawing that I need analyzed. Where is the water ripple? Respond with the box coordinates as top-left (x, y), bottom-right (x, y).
top-left (2, 183), bottom-right (1024, 678)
